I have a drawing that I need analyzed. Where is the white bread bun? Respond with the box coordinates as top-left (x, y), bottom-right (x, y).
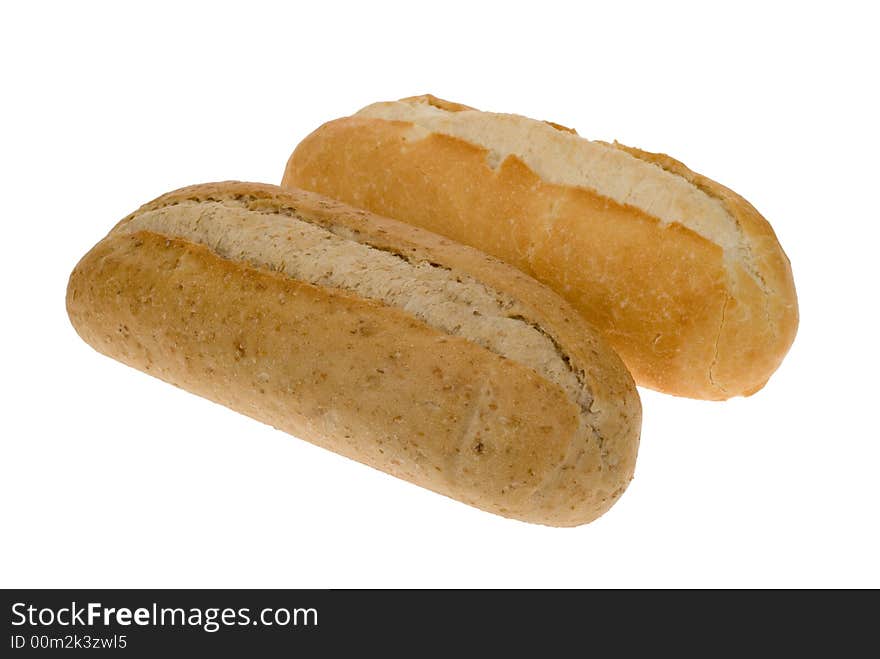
top-left (283, 95), bottom-right (798, 399)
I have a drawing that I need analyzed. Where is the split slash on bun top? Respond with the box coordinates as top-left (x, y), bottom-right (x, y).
top-left (283, 95), bottom-right (798, 399)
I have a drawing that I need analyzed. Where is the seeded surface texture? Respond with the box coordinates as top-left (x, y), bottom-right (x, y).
top-left (67, 182), bottom-right (641, 526)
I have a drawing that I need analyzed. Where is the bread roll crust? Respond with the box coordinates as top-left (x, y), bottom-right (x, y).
top-left (283, 96), bottom-right (798, 399)
top-left (67, 182), bottom-right (641, 526)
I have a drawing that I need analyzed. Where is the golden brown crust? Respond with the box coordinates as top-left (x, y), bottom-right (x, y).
top-left (398, 94), bottom-right (475, 113)
top-left (608, 143), bottom-right (799, 396)
top-left (283, 100), bottom-right (798, 399)
top-left (67, 182), bottom-right (640, 526)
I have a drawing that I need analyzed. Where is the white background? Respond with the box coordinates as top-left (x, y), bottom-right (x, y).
top-left (2, 1), bottom-right (877, 588)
